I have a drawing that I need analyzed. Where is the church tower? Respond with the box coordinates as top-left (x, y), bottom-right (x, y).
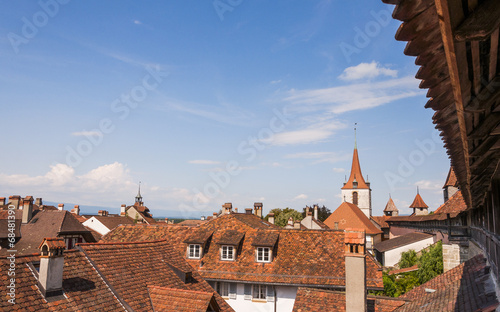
top-left (135, 182), bottom-right (143, 206)
top-left (341, 129), bottom-right (372, 218)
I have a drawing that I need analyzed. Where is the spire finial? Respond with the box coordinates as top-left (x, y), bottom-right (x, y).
top-left (354, 123), bottom-right (357, 149)
top-left (135, 181), bottom-right (143, 204)
top-left (417, 186), bottom-right (419, 194)
top-left (389, 193), bottom-right (391, 199)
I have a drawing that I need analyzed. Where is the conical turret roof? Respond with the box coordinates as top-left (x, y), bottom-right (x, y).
top-left (443, 167), bottom-right (458, 188)
top-left (341, 147), bottom-right (369, 189)
top-left (384, 198), bottom-right (398, 212)
top-left (409, 192), bottom-right (428, 208)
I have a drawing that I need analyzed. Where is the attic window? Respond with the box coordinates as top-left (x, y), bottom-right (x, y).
top-left (256, 247), bottom-right (271, 263)
top-left (187, 244), bottom-right (201, 259)
top-left (220, 246), bottom-right (234, 261)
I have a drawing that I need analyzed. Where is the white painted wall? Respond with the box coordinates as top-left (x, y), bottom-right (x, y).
top-left (383, 237), bottom-right (435, 267)
top-left (224, 283), bottom-right (298, 312)
top-left (82, 217), bottom-right (110, 236)
top-left (341, 188), bottom-right (371, 218)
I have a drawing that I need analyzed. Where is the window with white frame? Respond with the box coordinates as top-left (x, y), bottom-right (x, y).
top-left (256, 247), bottom-right (271, 263)
top-left (220, 245), bottom-right (235, 260)
top-left (187, 244), bottom-right (201, 259)
top-left (252, 284), bottom-right (266, 300)
top-left (216, 282), bottom-right (229, 297)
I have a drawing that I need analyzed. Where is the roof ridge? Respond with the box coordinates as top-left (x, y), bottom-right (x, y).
top-left (147, 285), bottom-right (214, 296)
top-left (78, 239), bottom-right (168, 246)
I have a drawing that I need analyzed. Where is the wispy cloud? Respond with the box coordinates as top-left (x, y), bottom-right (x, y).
top-left (293, 194), bottom-right (308, 200)
top-left (414, 180), bottom-right (443, 194)
top-left (188, 160), bottom-right (221, 165)
top-left (71, 131), bottom-right (101, 137)
top-left (133, 20), bottom-right (142, 25)
top-left (285, 152), bottom-right (350, 164)
top-left (262, 120), bottom-right (346, 146)
top-left (332, 168), bottom-right (345, 173)
top-left (338, 61), bottom-right (397, 81)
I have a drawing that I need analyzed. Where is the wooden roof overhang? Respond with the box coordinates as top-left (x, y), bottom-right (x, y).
top-left (383, 0), bottom-right (500, 210)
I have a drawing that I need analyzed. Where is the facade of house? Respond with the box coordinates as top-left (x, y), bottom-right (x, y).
top-left (82, 214), bottom-right (136, 235)
top-left (373, 232), bottom-right (435, 267)
top-left (102, 211), bottom-right (384, 312)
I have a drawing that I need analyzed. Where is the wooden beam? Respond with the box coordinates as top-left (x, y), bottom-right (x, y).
top-left (467, 112), bottom-right (500, 139)
top-left (465, 76), bottom-right (500, 112)
top-left (455, 0), bottom-right (500, 41)
top-left (471, 41), bottom-right (482, 95)
top-left (489, 28), bottom-right (499, 82)
top-left (434, 0), bottom-right (472, 207)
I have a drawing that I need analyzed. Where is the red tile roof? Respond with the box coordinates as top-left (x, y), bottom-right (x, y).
top-left (443, 167), bottom-right (458, 188)
top-left (148, 286), bottom-right (220, 312)
top-left (79, 240), bottom-right (233, 312)
top-left (434, 190), bottom-right (467, 215)
top-left (387, 265), bottom-right (419, 276)
top-left (102, 213), bottom-right (384, 289)
top-left (395, 255), bottom-right (499, 311)
top-left (292, 287), bottom-right (407, 312)
top-left (0, 251), bottom-right (126, 311)
top-left (371, 216), bottom-right (390, 229)
top-left (342, 148), bottom-right (369, 189)
top-left (384, 198), bottom-right (398, 213)
top-left (373, 232), bottom-right (433, 253)
top-left (91, 215), bottom-right (136, 230)
top-left (324, 202), bottom-right (382, 235)
top-left (409, 193), bottom-right (428, 209)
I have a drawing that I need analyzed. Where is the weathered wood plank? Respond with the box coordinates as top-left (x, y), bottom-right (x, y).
top-left (467, 112), bottom-right (500, 139)
top-left (471, 41), bottom-right (482, 95)
top-left (396, 5), bottom-right (438, 41)
top-left (455, 0), bottom-right (500, 41)
top-left (489, 28), bottom-right (499, 81)
top-left (465, 76), bottom-right (500, 111)
top-left (404, 26), bottom-right (442, 56)
top-left (392, 0), bottom-right (434, 22)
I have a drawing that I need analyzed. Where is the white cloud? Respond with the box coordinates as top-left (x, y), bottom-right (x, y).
top-left (133, 20), bottom-right (142, 25)
top-left (293, 194), bottom-right (308, 200)
top-left (338, 61), bottom-right (397, 81)
top-left (332, 168), bottom-right (345, 173)
top-left (71, 131), bottom-right (101, 137)
top-left (285, 152), bottom-right (349, 164)
top-left (414, 180), bottom-right (443, 194)
top-left (188, 160), bottom-right (221, 165)
top-left (270, 79), bottom-right (282, 84)
top-left (262, 121), bottom-right (345, 146)
top-left (285, 76), bottom-right (421, 115)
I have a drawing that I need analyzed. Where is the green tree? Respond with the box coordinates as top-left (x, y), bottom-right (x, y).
top-left (417, 241), bottom-right (443, 284)
top-left (264, 208), bottom-right (283, 222)
top-left (399, 250), bottom-right (418, 269)
top-left (275, 208), bottom-right (303, 227)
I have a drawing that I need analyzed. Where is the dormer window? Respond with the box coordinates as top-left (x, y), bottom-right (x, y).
top-left (220, 245), bottom-right (235, 261)
top-left (188, 244), bottom-right (201, 259)
top-left (256, 247), bottom-right (271, 263)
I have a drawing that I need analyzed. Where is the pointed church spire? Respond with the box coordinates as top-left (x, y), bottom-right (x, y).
top-left (135, 182), bottom-right (143, 205)
top-left (341, 126), bottom-right (368, 190)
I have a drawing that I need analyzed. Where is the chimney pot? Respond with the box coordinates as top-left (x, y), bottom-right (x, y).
top-left (314, 205), bottom-right (319, 220)
top-left (120, 204), bottom-right (127, 216)
top-left (245, 208), bottom-right (253, 215)
top-left (39, 238), bottom-right (65, 298)
top-left (254, 202), bottom-right (263, 218)
top-left (213, 212), bottom-right (218, 218)
top-left (22, 198), bottom-right (33, 224)
top-left (0, 197), bottom-right (5, 205)
top-left (35, 198), bottom-right (43, 206)
top-left (288, 217), bottom-right (294, 226)
top-left (344, 229), bottom-right (366, 312)
top-left (58, 204), bottom-right (64, 211)
top-left (294, 220), bottom-right (301, 229)
top-left (9, 195), bottom-right (21, 209)
top-left (268, 213), bottom-right (275, 225)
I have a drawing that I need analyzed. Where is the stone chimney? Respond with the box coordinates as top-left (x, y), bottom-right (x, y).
top-left (294, 220), bottom-right (301, 229)
top-left (314, 204), bottom-right (319, 220)
top-left (287, 217), bottom-right (294, 227)
top-left (97, 210), bottom-right (108, 216)
top-left (344, 228), bottom-right (366, 312)
top-left (22, 197), bottom-right (34, 224)
top-left (0, 197), bottom-right (5, 205)
top-left (234, 207), bottom-right (238, 213)
top-left (70, 205), bottom-right (80, 215)
top-left (213, 212), bottom-right (218, 219)
top-left (268, 213), bottom-right (275, 225)
top-left (9, 195), bottom-right (21, 209)
top-left (35, 198), bottom-right (43, 206)
top-left (254, 202), bottom-right (263, 218)
top-left (222, 203), bottom-right (233, 215)
top-left (245, 208), bottom-right (253, 215)
top-left (38, 238), bottom-right (66, 298)
top-left (120, 204), bottom-right (127, 216)
top-left (57, 203), bottom-right (64, 211)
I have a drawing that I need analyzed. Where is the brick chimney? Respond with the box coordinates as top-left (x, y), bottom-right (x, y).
top-left (344, 228), bottom-right (366, 312)
top-left (245, 208), bottom-right (253, 215)
top-left (22, 197), bottom-right (34, 224)
top-left (71, 205), bottom-right (80, 215)
top-left (254, 202), bottom-right (263, 218)
top-left (314, 204), bottom-right (319, 220)
top-left (9, 195), bottom-right (21, 209)
top-left (222, 203), bottom-right (232, 215)
top-left (38, 238), bottom-right (65, 298)
top-left (120, 204), bottom-right (127, 216)
top-left (268, 213), bottom-right (275, 225)
top-left (58, 203), bottom-right (64, 211)
top-left (0, 197), bottom-right (5, 205)
top-left (35, 198), bottom-right (43, 206)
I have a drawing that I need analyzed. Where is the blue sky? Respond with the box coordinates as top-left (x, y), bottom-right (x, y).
top-left (0, 0), bottom-right (451, 218)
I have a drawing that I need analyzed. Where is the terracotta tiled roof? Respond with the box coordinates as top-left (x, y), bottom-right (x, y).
top-left (0, 210), bottom-right (22, 238)
top-left (184, 229), bottom-right (214, 244)
top-left (409, 193), bottom-right (428, 209)
top-left (434, 191), bottom-right (467, 215)
top-left (373, 232), bottom-right (433, 253)
top-left (323, 202), bottom-right (382, 235)
top-left (384, 198), bottom-right (398, 213)
top-left (443, 167), bottom-right (458, 188)
top-left (215, 230), bottom-right (244, 245)
top-left (342, 147), bottom-right (369, 189)
top-left (176, 219), bottom-right (208, 226)
top-left (371, 216), bottom-right (390, 229)
top-left (395, 255), bottom-right (499, 311)
top-left (102, 214), bottom-right (384, 289)
top-left (252, 231), bottom-right (279, 247)
top-left (148, 286), bottom-right (220, 312)
top-left (79, 240), bottom-right (233, 312)
top-left (292, 287), bottom-right (407, 312)
top-left (0, 210), bottom-right (95, 256)
top-left (387, 265), bottom-right (419, 276)
top-left (92, 215), bottom-right (136, 229)
top-left (0, 251), bottom-right (126, 311)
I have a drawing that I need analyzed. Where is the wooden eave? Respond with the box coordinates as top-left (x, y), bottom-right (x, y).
top-left (384, 0), bottom-right (500, 210)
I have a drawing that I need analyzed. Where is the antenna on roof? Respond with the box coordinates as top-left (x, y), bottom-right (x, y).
top-left (354, 123), bottom-right (357, 149)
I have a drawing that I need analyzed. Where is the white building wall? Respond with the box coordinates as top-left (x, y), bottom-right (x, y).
top-left (82, 217), bottom-right (110, 236)
top-left (383, 237), bottom-right (435, 267)
top-left (224, 283), bottom-right (298, 312)
top-left (341, 188), bottom-right (371, 218)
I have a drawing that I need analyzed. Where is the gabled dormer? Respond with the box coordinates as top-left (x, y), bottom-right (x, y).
top-left (214, 230), bottom-right (244, 261)
top-left (183, 230), bottom-right (213, 260)
top-left (252, 231), bottom-right (279, 263)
